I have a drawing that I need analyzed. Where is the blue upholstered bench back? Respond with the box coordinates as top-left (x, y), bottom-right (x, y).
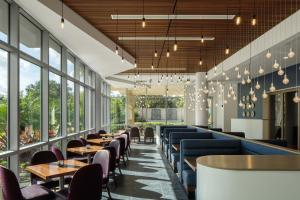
top-left (241, 140), bottom-right (296, 155)
top-left (163, 128), bottom-right (197, 143)
top-left (160, 125), bottom-right (188, 136)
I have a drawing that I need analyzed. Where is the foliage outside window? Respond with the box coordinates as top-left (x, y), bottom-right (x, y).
top-left (79, 64), bottom-right (85, 83)
top-left (19, 59), bottom-right (41, 146)
top-left (67, 53), bottom-right (75, 77)
top-left (0, 0), bottom-right (9, 43)
top-left (110, 92), bottom-right (125, 132)
top-left (49, 72), bottom-right (61, 138)
top-left (67, 80), bottom-right (75, 134)
top-left (19, 15), bottom-right (41, 60)
top-left (49, 38), bottom-right (61, 70)
top-left (0, 49), bottom-right (8, 152)
top-left (79, 86), bottom-right (85, 131)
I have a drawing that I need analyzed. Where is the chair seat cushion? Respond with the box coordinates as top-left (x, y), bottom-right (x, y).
top-left (21, 184), bottom-right (55, 200)
top-left (182, 169), bottom-right (196, 187)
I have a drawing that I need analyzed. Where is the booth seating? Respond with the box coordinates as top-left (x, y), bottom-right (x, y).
top-left (159, 125), bottom-right (187, 148)
top-left (255, 139), bottom-right (288, 147)
top-left (223, 131), bottom-right (245, 138)
top-left (162, 128), bottom-right (197, 158)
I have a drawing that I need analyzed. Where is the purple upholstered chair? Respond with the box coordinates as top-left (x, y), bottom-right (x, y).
top-left (0, 166), bottom-right (55, 200)
top-left (116, 137), bottom-right (127, 166)
top-left (120, 134), bottom-right (129, 160)
top-left (109, 139), bottom-right (122, 174)
top-left (30, 151), bottom-right (59, 189)
top-left (66, 140), bottom-right (84, 159)
top-left (122, 131), bottom-right (131, 153)
top-left (97, 129), bottom-right (107, 136)
top-left (57, 164), bottom-right (103, 200)
top-left (51, 146), bottom-right (64, 161)
top-left (79, 137), bottom-right (88, 146)
top-left (103, 146), bottom-right (117, 186)
top-left (130, 127), bottom-right (140, 142)
top-left (92, 150), bottom-right (112, 199)
top-left (87, 133), bottom-right (99, 140)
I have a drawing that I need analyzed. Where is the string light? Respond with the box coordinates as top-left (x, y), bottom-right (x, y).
top-left (251, 15), bottom-right (257, 26)
top-left (60, 0), bottom-right (64, 29)
top-left (173, 41), bottom-right (178, 51)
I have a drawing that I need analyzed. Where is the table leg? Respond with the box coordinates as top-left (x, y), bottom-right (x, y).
top-left (88, 154), bottom-right (92, 164)
top-left (59, 176), bottom-right (64, 190)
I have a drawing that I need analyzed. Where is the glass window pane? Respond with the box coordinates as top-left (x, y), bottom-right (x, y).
top-left (79, 86), bottom-right (85, 131)
top-left (19, 15), bottom-right (41, 60)
top-left (67, 54), bottom-right (75, 77)
top-left (0, 0), bottom-right (9, 43)
top-left (67, 80), bottom-right (75, 134)
top-left (87, 71), bottom-right (92, 86)
top-left (19, 59), bottom-right (41, 146)
top-left (0, 49), bottom-right (8, 152)
top-left (0, 158), bottom-right (8, 168)
top-left (49, 72), bottom-right (61, 139)
top-left (49, 39), bottom-right (61, 70)
top-left (79, 64), bottom-right (85, 83)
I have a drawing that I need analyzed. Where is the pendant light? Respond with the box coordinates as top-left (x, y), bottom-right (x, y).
top-left (252, 93), bottom-right (258, 102)
top-left (237, 71), bottom-right (241, 79)
top-left (199, 46), bottom-right (203, 66)
top-left (166, 35), bottom-right (170, 58)
top-left (60, 0), bottom-right (64, 29)
top-left (255, 81), bottom-right (261, 90)
top-left (258, 65), bottom-right (264, 74)
top-left (173, 15), bottom-right (178, 52)
top-left (277, 66), bottom-right (284, 76)
top-left (241, 78), bottom-right (246, 85)
top-left (288, 48), bottom-right (295, 58)
top-left (269, 82), bottom-right (276, 92)
top-left (244, 67), bottom-right (250, 75)
top-left (173, 41), bottom-right (178, 51)
top-left (282, 50), bottom-right (289, 85)
top-left (201, 35), bottom-right (204, 43)
top-left (249, 87), bottom-right (254, 95)
top-left (154, 36), bottom-right (158, 57)
top-left (273, 60), bottom-right (279, 69)
top-left (265, 0), bottom-right (272, 59)
top-left (293, 0), bottom-right (300, 103)
top-left (115, 12), bottom-right (119, 55)
top-left (235, 0), bottom-right (242, 25)
top-left (246, 76), bottom-right (251, 84)
top-left (235, 66), bottom-right (239, 71)
top-left (142, 0), bottom-right (146, 28)
top-left (134, 20), bottom-right (137, 68)
top-left (251, 0), bottom-right (257, 26)
top-left (225, 8), bottom-right (230, 55)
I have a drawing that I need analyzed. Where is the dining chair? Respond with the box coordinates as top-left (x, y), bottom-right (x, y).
top-left (130, 127), bottom-right (140, 142)
top-left (66, 140), bottom-right (84, 159)
top-left (56, 164), bottom-right (103, 200)
top-left (50, 146), bottom-right (65, 161)
top-left (0, 165), bottom-right (55, 200)
top-left (116, 137), bottom-right (127, 166)
top-left (92, 150), bottom-right (112, 200)
top-left (103, 146), bottom-right (117, 186)
top-left (30, 151), bottom-right (59, 189)
top-left (144, 127), bottom-right (155, 143)
top-left (109, 139), bottom-right (122, 175)
top-left (98, 129), bottom-right (107, 136)
top-left (122, 132), bottom-right (131, 153)
top-left (119, 134), bottom-right (129, 161)
top-left (87, 133), bottom-right (100, 140)
top-left (79, 137), bottom-right (88, 146)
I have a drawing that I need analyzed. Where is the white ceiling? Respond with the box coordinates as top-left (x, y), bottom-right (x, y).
top-left (15, 0), bottom-right (135, 77)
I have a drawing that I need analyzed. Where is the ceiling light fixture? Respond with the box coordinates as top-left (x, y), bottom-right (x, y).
top-left (60, 0), bottom-right (64, 29)
top-left (142, 0), bottom-right (146, 28)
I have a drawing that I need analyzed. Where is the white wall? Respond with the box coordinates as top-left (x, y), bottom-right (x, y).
top-left (231, 118), bottom-right (264, 139)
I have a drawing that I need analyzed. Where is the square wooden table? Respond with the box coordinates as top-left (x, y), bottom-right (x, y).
top-left (26, 159), bottom-right (87, 190)
top-left (184, 156), bottom-right (198, 172)
top-left (172, 144), bottom-right (180, 151)
top-left (87, 138), bottom-right (112, 146)
top-left (67, 145), bottom-right (103, 164)
top-left (100, 133), bottom-right (121, 138)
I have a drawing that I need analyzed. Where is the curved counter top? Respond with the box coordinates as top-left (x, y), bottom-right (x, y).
top-left (196, 155), bottom-right (300, 200)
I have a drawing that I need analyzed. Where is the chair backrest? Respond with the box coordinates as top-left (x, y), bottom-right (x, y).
top-left (97, 129), bottom-right (107, 135)
top-left (67, 140), bottom-right (84, 158)
top-left (51, 146), bottom-right (65, 160)
top-left (109, 140), bottom-right (120, 159)
top-left (116, 137), bottom-right (125, 156)
top-left (0, 166), bottom-right (23, 200)
top-left (130, 127), bottom-right (140, 138)
top-left (87, 133), bottom-right (99, 140)
top-left (103, 146), bottom-right (116, 171)
top-left (92, 150), bottom-right (110, 180)
top-left (79, 138), bottom-right (88, 146)
top-left (144, 127), bottom-right (154, 137)
top-left (223, 132), bottom-right (245, 138)
top-left (68, 164), bottom-right (103, 200)
top-left (119, 134), bottom-right (128, 149)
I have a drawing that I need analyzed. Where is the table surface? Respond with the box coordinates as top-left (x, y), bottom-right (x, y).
top-left (26, 159), bottom-right (87, 180)
top-left (172, 144), bottom-right (180, 151)
top-left (87, 138), bottom-right (112, 145)
top-left (100, 133), bottom-right (121, 137)
top-left (67, 145), bottom-right (103, 156)
top-left (184, 156), bottom-right (198, 172)
top-left (197, 155), bottom-right (300, 171)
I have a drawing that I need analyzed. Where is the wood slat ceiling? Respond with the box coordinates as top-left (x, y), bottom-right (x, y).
top-left (64, 0), bottom-right (299, 74)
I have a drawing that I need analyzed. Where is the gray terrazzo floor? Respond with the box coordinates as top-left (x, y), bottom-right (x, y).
top-left (102, 143), bottom-right (189, 200)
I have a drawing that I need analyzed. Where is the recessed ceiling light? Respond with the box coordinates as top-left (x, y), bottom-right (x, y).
top-left (119, 36), bottom-right (215, 41)
top-left (111, 15), bottom-right (235, 20)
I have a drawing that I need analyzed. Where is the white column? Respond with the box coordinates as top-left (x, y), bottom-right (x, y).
top-left (195, 72), bottom-right (208, 126)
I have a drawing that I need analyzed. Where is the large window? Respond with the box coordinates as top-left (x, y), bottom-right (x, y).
top-left (0, 49), bottom-right (8, 152)
top-left (49, 38), bottom-right (61, 70)
top-left (79, 86), bottom-right (85, 131)
top-left (0, 0), bottom-right (8, 43)
top-left (49, 72), bottom-right (61, 138)
top-left (19, 15), bottom-right (41, 60)
top-left (67, 81), bottom-right (75, 134)
top-left (67, 53), bottom-right (75, 77)
top-left (79, 64), bottom-right (85, 83)
top-left (19, 59), bottom-right (41, 146)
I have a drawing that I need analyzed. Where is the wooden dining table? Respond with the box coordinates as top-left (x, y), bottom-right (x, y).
top-left (172, 144), bottom-right (180, 151)
top-left (100, 133), bottom-right (121, 138)
top-left (26, 159), bottom-right (87, 190)
top-left (184, 156), bottom-right (198, 172)
top-left (87, 138), bottom-right (112, 146)
top-left (67, 145), bottom-right (103, 164)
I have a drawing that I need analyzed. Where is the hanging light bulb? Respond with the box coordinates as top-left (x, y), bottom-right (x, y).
top-left (246, 76), bottom-right (251, 84)
top-left (166, 49), bottom-right (170, 58)
top-left (142, 17), bottom-right (146, 28)
top-left (249, 87), bottom-right (254, 95)
top-left (251, 15), bottom-right (257, 26)
top-left (237, 71), bottom-right (241, 79)
top-left (234, 66), bottom-right (239, 71)
top-left (205, 72), bottom-right (208, 79)
top-left (269, 82), bottom-right (276, 92)
top-left (252, 93), bottom-right (258, 102)
top-left (199, 59), bottom-right (203, 66)
top-left (239, 100), bottom-right (244, 107)
top-left (277, 66), bottom-right (284, 76)
top-left (244, 68), bottom-right (249, 75)
top-left (241, 78), bottom-right (246, 85)
top-left (273, 60), bottom-right (279, 69)
top-left (233, 95), bottom-right (237, 101)
top-left (222, 71), bottom-right (226, 76)
top-left (293, 92), bottom-right (300, 103)
top-left (134, 60), bottom-right (137, 68)
top-left (231, 89), bottom-right (235, 95)
top-left (266, 49), bottom-right (272, 59)
top-left (229, 84), bottom-right (233, 90)
top-left (225, 76), bottom-right (229, 81)
top-left (282, 74), bottom-right (289, 85)
top-left (173, 40), bottom-right (178, 51)
top-left (61, 17), bottom-right (64, 29)
top-left (288, 48), bottom-right (295, 58)
top-left (227, 91), bottom-right (231, 98)
top-left (258, 65), bottom-right (264, 74)
top-left (201, 35), bottom-right (204, 43)
top-left (154, 50), bottom-right (158, 57)
top-left (255, 81), bottom-right (261, 90)
top-left (151, 63), bottom-right (154, 70)
top-left (235, 15), bottom-right (242, 25)
top-left (224, 99), bottom-right (228, 104)
top-left (115, 46), bottom-right (119, 55)
top-left (225, 46), bottom-right (230, 55)
top-left (262, 90), bottom-right (268, 99)
top-left (121, 56), bottom-right (124, 63)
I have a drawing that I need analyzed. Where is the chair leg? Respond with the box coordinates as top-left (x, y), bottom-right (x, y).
top-left (118, 165), bottom-right (122, 175)
top-left (106, 184), bottom-right (112, 200)
top-left (122, 156), bottom-right (127, 166)
top-left (113, 171), bottom-right (117, 187)
top-left (125, 152), bottom-right (129, 161)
